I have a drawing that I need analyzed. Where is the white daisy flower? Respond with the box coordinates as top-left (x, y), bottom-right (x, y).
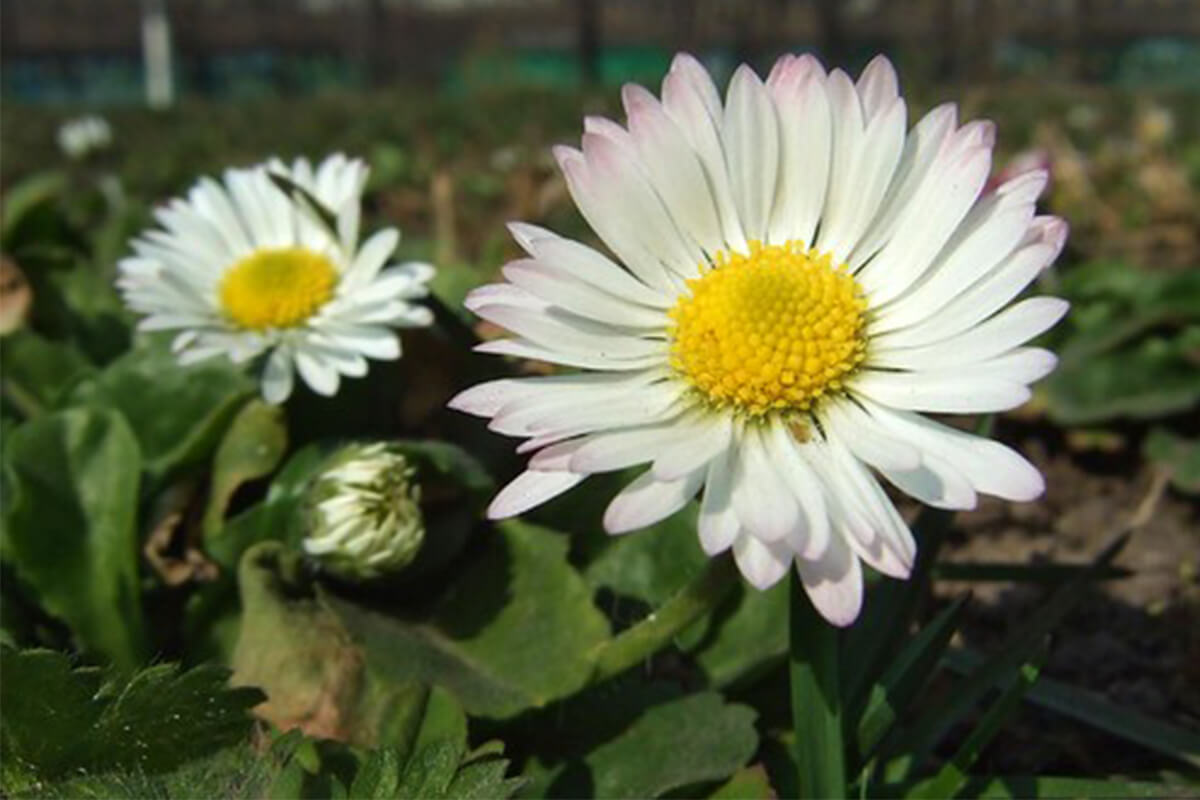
top-left (117, 154), bottom-right (435, 403)
top-left (449, 54), bottom-right (1069, 626)
top-left (58, 114), bottom-right (112, 159)
top-left (304, 443), bottom-right (425, 581)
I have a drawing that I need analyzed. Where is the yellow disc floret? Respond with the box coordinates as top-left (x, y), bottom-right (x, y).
top-left (668, 240), bottom-right (867, 417)
top-left (219, 247), bottom-right (338, 331)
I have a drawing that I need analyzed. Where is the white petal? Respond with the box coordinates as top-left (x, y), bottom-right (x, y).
top-left (862, 398), bottom-right (1045, 502)
top-left (474, 337), bottom-right (666, 372)
top-left (554, 145), bottom-right (676, 293)
top-left (653, 413), bottom-right (733, 481)
top-left (767, 55), bottom-right (832, 246)
top-left (502, 259), bottom-right (668, 329)
top-left (568, 416), bottom-right (693, 474)
top-left (731, 425), bottom-right (800, 543)
top-left (489, 470), bottom-right (584, 519)
top-left (261, 347), bottom-right (294, 404)
top-left (820, 399), bottom-right (922, 471)
top-left (603, 467), bottom-right (705, 534)
top-left (698, 442), bottom-right (739, 554)
top-left (732, 531), bottom-right (792, 590)
top-left (723, 65), bottom-right (780, 242)
top-left (796, 534), bottom-right (863, 627)
top-left (852, 370), bottom-right (1031, 414)
top-left (623, 84), bottom-right (725, 256)
top-left (295, 349), bottom-right (340, 396)
top-left (509, 225), bottom-right (672, 308)
top-left (660, 54), bottom-right (747, 251)
top-left (762, 422), bottom-right (832, 560)
top-left (874, 296), bottom-right (1069, 368)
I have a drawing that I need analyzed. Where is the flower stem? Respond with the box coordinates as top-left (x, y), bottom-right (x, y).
top-left (590, 555), bottom-right (738, 684)
top-left (790, 571), bottom-right (846, 798)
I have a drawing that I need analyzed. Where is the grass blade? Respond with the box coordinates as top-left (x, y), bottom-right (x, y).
top-left (854, 595), bottom-right (971, 760)
top-left (943, 647), bottom-right (1200, 770)
top-left (843, 506), bottom-right (954, 708)
top-left (916, 643), bottom-right (1047, 799)
top-left (267, 171), bottom-right (340, 240)
top-left (789, 573), bottom-right (845, 798)
top-left (892, 533), bottom-right (1129, 778)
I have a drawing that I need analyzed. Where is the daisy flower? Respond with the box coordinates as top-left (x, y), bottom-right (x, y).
top-left (58, 114), bottom-right (112, 160)
top-left (118, 154), bottom-right (435, 403)
top-left (449, 54), bottom-right (1068, 626)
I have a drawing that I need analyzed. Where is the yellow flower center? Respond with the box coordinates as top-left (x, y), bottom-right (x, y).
top-left (668, 240), bottom-right (867, 417)
top-left (219, 247), bottom-right (338, 331)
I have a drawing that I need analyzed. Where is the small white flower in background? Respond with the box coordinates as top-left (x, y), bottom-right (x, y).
top-left (117, 154), bottom-right (435, 403)
top-left (57, 114), bottom-right (112, 159)
top-left (305, 443), bottom-right (425, 581)
top-left (450, 54), bottom-right (1069, 627)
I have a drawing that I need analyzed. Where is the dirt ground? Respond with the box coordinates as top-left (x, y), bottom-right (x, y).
top-left (935, 425), bottom-right (1200, 776)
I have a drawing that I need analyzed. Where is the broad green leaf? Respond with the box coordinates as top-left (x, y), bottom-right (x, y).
top-left (67, 344), bottom-right (255, 482)
top-left (202, 400), bottom-right (288, 537)
top-left (0, 648), bottom-right (263, 794)
top-left (583, 502), bottom-right (709, 607)
top-left (1045, 331), bottom-right (1200, 425)
top-left (328, 521), bottom-right (611, 719)
top-left (570, 692), bottom-right (757, 799)
top-left (1, 171), bottom-right (68, 247)
top-left (943, 647), bottom-right (1200, 770)
top-left (0, 330), bottom-right (95, 417)
top-left (709, 765), bottom-right (774, 799)
top-left (916, 647), bottom-right (1047, 799)
top-left (855, 595), bottom-right (971, 760)
top-left (1144, 427), bottom-right (1200, 495)
top-left (1, 408), bottom-right (147, 667)
top-left (688, 581), bottom-right (787, 688)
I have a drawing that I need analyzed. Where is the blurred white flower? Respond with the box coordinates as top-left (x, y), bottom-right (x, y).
top-left (305, 443), bottom-right (425, 580)
top-left (450, 54), bottom-right (1068, 627)
top-left (117, 154), bottom-right (435, 403)
top-left (57, 114), bottom-right (112, 159)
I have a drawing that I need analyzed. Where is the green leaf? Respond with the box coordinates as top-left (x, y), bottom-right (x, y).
top-left (855, 595), bottom-right (971, 760)
top-left (788, 575), bottom-right (845, 799)
top-left (881, 775), bottom-right (1200, 799)
top-left (688, 581), bottom-right (788, 688)
top-left (67, 344), bottom-right (255, 483)
top-left (328, 521), bottom-right (611, 719)
top-left (0, 331), bottom-right (95, 417)
top-left (943, 648), bottom-right (1200, 770)
top-left (1, 171), bottom-right (67, 246)
top-left (583, 502), bottom-right (709, 607)
top-left (916, 646), bottom-right (1047, 799)
top-left (0, 648), bottom-right (264, 794)
top-left (570, 692), bottom-right (757, 799)
top-left (1144, 427), bottom-right (1200, 495)
top-left (1, 408), bottom-right (147, 667)
top-left (202, 400), bottom-right (288, 537)
top-left (709, 765), bottom-right (774, 799)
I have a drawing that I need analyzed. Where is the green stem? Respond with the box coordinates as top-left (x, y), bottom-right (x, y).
top-left (790, 571), bottom-right (846, 799)
top-left (590, 555), bottom-right (737, 684)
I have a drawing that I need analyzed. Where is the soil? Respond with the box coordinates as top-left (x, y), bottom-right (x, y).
top-left (933, 428), bottom-right (1200, 777)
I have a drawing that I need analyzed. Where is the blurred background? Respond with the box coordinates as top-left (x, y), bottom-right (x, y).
top-left (1, 0), bottom-right (1198, 774)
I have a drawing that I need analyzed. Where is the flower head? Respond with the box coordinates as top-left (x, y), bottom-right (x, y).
top-left (58, 114), bottom-right (112, 159)
top-left (117, 154), bottom-right (434, 402)
top-left (304, 443), bottom-right (425, 580)
top-left (450, 54), bottom-right (1069, 626)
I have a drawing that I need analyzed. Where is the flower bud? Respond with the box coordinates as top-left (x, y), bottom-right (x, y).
top-left (304, 443), bottom-right (424, 580)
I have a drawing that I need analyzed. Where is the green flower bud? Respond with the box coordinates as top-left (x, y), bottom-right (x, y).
top-left (304, 443), bottom-right (424, 580)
